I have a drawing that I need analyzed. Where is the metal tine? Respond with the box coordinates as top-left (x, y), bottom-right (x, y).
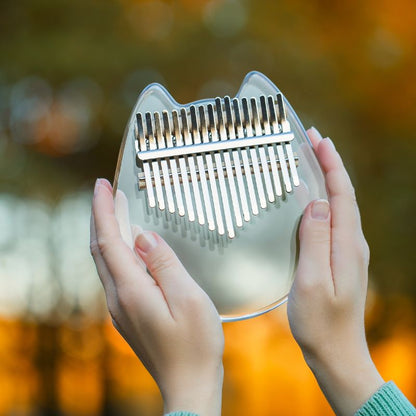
top-left (198, 105), bottom-right (224, 235)
top-left (145, 112), bottom-right (165, 210)
top-left (224, 96), bottom-right (250, 223)
top-left (241, 98), bottom-right (267, 209)
top-left (162, 111), bottom-right (185, 216)
top-left (232, 98), bottom-right (258, 215)
top-left (190, 106), bottom-right (215, 231)
top-left (154, 112), bottom-right (175, 213)
top-left (276, 94), bottom-right (300, 187)
top-left (172, 110), bottom-right (195, 222)
top-left (207, 103), bottom-right (234, 238)
top-left (268, 96), bottom-right (292, 192)
top-left (180, 108), bottom-right (205, 226)
top-left (250, 98), bottom-right (275, 203)
top-left (260, 96), bottom-right (282, 197)
top-left (136, 113), bottom-right (155, 208)
top-left (215, 97), bottom-right (243, 230)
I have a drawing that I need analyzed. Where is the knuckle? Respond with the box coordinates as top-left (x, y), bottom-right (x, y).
top-left (148, 249), bottom-right (177, 276)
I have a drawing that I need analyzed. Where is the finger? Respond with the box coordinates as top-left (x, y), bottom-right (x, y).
top-left (134, 231), bottom-right (203, 314)
top-left (295, 199), bottom-right (333, 293)
top-left (90, 210), bottom-right (116, 293)
top-left (114, 189), bottom-right (134, 249)
top-left (306, 126), bottom-right (323, 151)
top-left (92, 179), bottom-right (153, 289)
top-left (315, 139), bottom-right (367, 295)
top-left (316, 138), bottom-right (362, 233)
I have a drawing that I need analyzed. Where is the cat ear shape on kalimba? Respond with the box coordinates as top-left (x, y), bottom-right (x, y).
top-left (114, 71), bottom-right (327, 321)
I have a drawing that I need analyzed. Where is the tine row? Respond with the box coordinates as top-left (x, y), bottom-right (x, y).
top-left (135, 94), bottom-right (299, 238)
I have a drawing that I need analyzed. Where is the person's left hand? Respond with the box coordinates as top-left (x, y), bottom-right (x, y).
top-left (90, 178), bottom-right (224, 416)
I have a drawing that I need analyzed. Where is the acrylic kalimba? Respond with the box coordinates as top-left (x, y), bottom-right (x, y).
top-left (114, 71), bottom-right (327, 321)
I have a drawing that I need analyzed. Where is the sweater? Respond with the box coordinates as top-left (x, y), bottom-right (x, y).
top-left (165, 381), bottom-right (416, 416)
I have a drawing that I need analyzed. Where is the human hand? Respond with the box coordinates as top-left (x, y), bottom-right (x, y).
top-left (287, 128), bottom-right (384, 415)
top-left (90, 179), bottom-right (224, 416)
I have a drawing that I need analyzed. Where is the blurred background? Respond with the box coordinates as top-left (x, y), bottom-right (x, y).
top-left (0, 0), bottom-right (415, 414)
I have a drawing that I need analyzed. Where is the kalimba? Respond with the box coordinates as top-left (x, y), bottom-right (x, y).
top-left (114, 71), bottom-right (327, 321)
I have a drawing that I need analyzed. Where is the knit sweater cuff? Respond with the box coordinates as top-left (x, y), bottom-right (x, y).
top-left (355, 381), bottom-right (416, 415)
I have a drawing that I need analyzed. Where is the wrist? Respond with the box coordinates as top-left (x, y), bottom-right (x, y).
top-left (162, 363), bottom-right (224, 416)
top-left (305, 343), bottom-right (384, 416)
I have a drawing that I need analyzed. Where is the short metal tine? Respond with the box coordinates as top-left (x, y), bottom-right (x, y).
top-left (224, 96), bottom-right (250, 223)
top-left (208, 103), bottom-right (233, 238)
top-left (216, 97), bottom-right (242, 231)
top-left (199, 105), bottom-right (224, 235)
top-left (260, 96), bottom-right (282, 197)
top-left (190, 106), bottom-right (215, 231)
top-left (181, 108), bottom-right (205, 226)
top-left (163, 111), bottom-right (184, 216)
top-left (137, 113), bottom-right (155, 207)
top-left (250, 98), bottom-right (274, 203)
top-left (242, 98), bottom-right (267, 209)
top-left (155, 112), bottom-right (175, 213)
top-left (173, 110), bottom-right (194, 221)
top-left (268, 96), bottom-right (292, 193)
top-left (146, 112), bottom-right (165, 210)
top-left (276, 94), bottom-right (299, 187)
top-left (233, 98), bottom-right (258, 215)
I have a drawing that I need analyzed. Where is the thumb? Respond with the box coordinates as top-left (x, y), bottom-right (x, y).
top-left (134, 231), bottom-right (201, 307)
top-left (295, 199), bottom-right (332, 290)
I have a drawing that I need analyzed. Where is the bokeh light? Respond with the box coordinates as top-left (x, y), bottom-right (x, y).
top-left (0, 0), bottom-right (415, 414)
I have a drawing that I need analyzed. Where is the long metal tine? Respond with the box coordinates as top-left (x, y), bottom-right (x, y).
top-left (162, 111), bottom-right (185, 216)
top-left (199, 105), bottom-right (224, 235)
top-left (224, 96), bottom-right (250, 222)
top-left (181, 108), bottom-right (205, 226)
top-left (136, 113), bottom-right (155, 208)
top-left (260, 96), bottom-right (282, 197)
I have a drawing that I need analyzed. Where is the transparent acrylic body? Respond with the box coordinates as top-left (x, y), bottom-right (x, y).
top-left (114, 71), bottom-right (327, 321)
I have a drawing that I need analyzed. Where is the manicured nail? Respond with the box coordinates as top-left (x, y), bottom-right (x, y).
top-left (310, 126), bottom-right (323, 139)
top-left (324, 137), bottom-right (336, 149)
top-left (311, 199), bottom-right (330, 220)
top-left (94, 178), bottom-right (102, 195)
top-left (135, 231), bottom-right (158, 253)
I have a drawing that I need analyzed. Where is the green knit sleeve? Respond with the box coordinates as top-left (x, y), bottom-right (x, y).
top-left (355, 381), bottom-right (416, 415)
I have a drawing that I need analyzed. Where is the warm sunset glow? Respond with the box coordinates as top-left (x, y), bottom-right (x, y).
top-left (1, 0), bottom-right (415, 414)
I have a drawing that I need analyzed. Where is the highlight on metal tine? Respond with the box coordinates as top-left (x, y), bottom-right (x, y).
top-left (190, 105), bottom-right (215, 230)
top-left (268, 95), bottom-right (292, 193)
top-left (215, 97), bottom-right (242, 232)
top-left (207, 102), bottom-right (233, 237)
top-left (224, 96), bottom-right (250, 222)
top-left (145, 112), bottom-right (166, 210)
top-left (198, 105), bottom-right (225, 235)
top-left (232, 98), bottom-right (258, 215)
top-left (275, 95), bottom-right (300, 187)
top-left (241, 97), bottom-right (267, 208)
top-left (136, 112), bottom-right (155, 207)
top-left (172, 109), bottom-right (194, 221)
top-left (260, 95), bottom-right (282, 197)
top-left (154, 112), bottom-right (175, 213)
top-left (180, 108), bottom-right (205, 225)
top-left (250, 97), bottom-right (275, 203)
top-left (162, 111), bottom-right (184, 215)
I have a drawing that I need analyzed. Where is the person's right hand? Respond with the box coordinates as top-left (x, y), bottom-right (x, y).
top-left (90, 179), bottom-right (224, 416)
top-left (287, 127), bottom-right (385, 416)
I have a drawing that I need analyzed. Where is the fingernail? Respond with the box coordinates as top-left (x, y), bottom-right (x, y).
top-left (94, 178), bottom-right (102, 195)
top-left (311, 199), bottom-right (330, 220)
top-left (324, 137), bottom-right (336, 149)
top-left (135, 231), bottom-right (158, 253)
top-left (310, 126), bottom-right (323, 139)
